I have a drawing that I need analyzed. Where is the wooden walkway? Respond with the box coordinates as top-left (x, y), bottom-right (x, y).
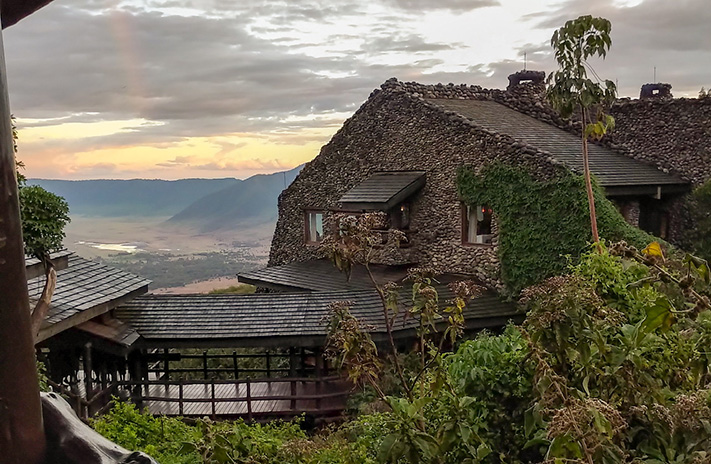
top-left (128, 377), bottom-right (352, 419)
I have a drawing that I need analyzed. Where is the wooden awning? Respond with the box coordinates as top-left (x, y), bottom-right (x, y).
top-left (2, 0), bottom-right (55, 28)
top-left (339, 171), bottom-right (426, 211)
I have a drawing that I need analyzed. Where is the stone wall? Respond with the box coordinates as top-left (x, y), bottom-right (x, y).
top-left (268, 75), bottom-right (709, 287)
top-left (269, 80), bottom-right (568, 290)
top-left (609, 98), bottom-right (711, 186)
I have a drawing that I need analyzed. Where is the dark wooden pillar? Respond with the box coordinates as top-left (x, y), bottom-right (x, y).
top-left (314, 348), bottom-right (324, 379)
top-left (82, 342), bottom-right (93, 400)
top-left (0, 22), bottom-right (46, 464)
top-left (163, 348), bottom-right (169, 384)
top-left (289, 348), bottom-right (297, 377)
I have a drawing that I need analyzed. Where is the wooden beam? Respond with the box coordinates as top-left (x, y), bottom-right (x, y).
top-left (0, 21), bottom-right (46, 463)
top-left (2, 0), bottom-right (54, 29)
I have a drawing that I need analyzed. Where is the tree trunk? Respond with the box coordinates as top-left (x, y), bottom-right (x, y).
top-left (0, 22), bottom-right (46, 464)
top-left (580, 108), bottom-right (601, 248)
top-left (31, 263), bottom-right (56, 341)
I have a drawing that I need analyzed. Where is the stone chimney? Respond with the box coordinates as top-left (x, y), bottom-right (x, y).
top-left (640, 83), bottom-right (673, 100)
top-left (507, 70), bottom-right (546, 91)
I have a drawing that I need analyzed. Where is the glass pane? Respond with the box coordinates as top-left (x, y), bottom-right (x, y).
top-left (307, 212), bottom-right (324, 242)
top-left (467, 205), bottom-right (477, 243)
top-left (315, 213), bottom-right (323, 241)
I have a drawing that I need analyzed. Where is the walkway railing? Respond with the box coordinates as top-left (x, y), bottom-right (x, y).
top-left (119, 375), bottom-right (351, 421)
top-left (144, 349), bottom-right (320, 380)
top-left (48, 375), bottom-right (351, 421)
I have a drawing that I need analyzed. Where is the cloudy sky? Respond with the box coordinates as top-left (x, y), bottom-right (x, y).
top-left (4, 0), bottom-right (710, 180)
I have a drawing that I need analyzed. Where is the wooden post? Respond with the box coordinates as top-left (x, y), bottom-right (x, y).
top-left (163, 348), bottom-right (170, 384)
top-left (133, 356), bottom-right (143, 410)
top-left (300, 348), bottom-right (306, 377)
top-left (0, 22), bottom-right (46, 463)
top-left (83, 343), bottom-right (93, 399)
top-left (232, 351), bottom-right (238, 380)
top-left (202, 351), bottom-right (208, 380)
top-left (290, 378), bottom-right (297, 410)
top-left (289, 348), bottom-right (297, 378)
top-left (210, 380), bottom-right (216, 419)
top-left (246, 378), bottom-right (253, 422)
top-left (315, 348), bottom-right (323, 411)
top-left (178, 380), bottom-right (184, 416)
top-left (265, 350), bottom-right (271, 378)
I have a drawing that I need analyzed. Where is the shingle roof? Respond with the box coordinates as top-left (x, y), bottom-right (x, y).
top-left (115, 287), bottom-right (518, 348)
top-left (29, 253), bottom-right (151, 341)
top-left (339, 171), bottom-right (426, 210)
top-left (238, 259), bottom-right (410, 292)
top-left (25, 249), bottom-right (72, 279)
top-left (427, 99), bottom-right (688, 192)
top-left (76, 318), bottom-right (140, 348)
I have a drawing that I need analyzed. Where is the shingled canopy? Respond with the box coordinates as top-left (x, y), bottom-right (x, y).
top-left (238, 259), bottom-right (410, 292)
top-left (2, 0), bottom-right (54, 28)
top-left (29, 253), bottom-right (151, 343)
top-left (115, 286), bottom-right (518, 349)
top-left (428, 99), bottom-right (690, 197)
top-left (339, 171), bottom-right (426, 210)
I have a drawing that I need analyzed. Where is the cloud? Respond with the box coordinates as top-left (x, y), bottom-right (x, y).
top-left (6, 0), bottom-right (710, 179)
top-left (157, 154), bottom-right (290, 172)
top-left (528, 0), bottom-right (711, 97)
top-left (386, 0), bottom-right (499, 12)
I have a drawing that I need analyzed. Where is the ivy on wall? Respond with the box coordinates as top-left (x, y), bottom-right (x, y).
top-left (687, 180), bottom-right (711, 262)
top-left (457, 163), bottom-right (653, 295)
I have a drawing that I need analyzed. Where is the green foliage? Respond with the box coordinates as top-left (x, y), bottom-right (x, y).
top-left (445, 326), bottom-right (536, 462)
top-left (687, 180), bottom-right (711, 262)
top-left (101, 250), bottom-right (262, 289)
top-left (91, 401), bottom-right (197, 464)
top-left (92, 400), bottom-right (387, 464)
top-left (37, 361), bottom-right (50, 392)
top-left (457, 163), bottom-right (654, 295)
top-left (521, 245), bottom-right (711, 462)
top-left (208, 284), bottom-right (257, 294)
top-left (19, 184), bottom-right (70, 259)
top-left (546, 15), bottom-right (617, 123)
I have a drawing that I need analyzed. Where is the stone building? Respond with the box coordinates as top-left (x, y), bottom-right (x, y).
top-left (247, 73), bottom-right (696, 291)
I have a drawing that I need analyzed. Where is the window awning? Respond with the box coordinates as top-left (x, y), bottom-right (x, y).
top-left (338, 171), bottom-right (426, 211)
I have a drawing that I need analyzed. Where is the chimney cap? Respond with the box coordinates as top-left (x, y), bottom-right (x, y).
top-left (640, 83), bottom-right (673, 99)
top-left (507, 70), bottom-right (545, 90)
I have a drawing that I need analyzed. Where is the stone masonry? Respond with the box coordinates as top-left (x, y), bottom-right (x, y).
top-left (268, 73), bottom-right (709, 289)
top-left (269, 78), bottom-right (571, 290)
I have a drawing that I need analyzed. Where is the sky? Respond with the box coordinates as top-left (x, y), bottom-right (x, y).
top-left (4, 0), bottom-right (710, 180)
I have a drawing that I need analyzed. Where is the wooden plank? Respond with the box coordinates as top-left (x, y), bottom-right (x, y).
top-left (141, 379), bottom-right (351, 418)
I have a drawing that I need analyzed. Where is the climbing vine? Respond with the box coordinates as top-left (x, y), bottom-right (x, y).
top-left (457, 163), bottom-right (653, 295)
top-left (687, 180), bottom-right (711, 262)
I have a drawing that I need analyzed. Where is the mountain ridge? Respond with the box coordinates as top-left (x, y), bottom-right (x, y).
top-left (167, 165), bottom-right (302, 232)
top-left (28, 166), bottom-right (303, 232)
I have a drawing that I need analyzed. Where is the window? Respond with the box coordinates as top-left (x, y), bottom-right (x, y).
top-left (462, 204), bottom-right (493, 245)
top-left (392, 203), bottom-right (411, 230)
top-left (305, 211), bottom-right (324, 243)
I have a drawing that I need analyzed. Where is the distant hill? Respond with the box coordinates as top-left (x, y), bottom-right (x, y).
top-left (28, 178), bottom-right (240, 217)
top-left (168, 165), bottom-right (302, 232)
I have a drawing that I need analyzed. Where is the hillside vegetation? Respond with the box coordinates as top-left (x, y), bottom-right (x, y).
top-left (28, 178), bottom-right (239, 217)
top-left (94, 245), bottom-right (711, 463)
top-left (168, 165), bottom-right (302, 232)
top-left (28, 166), bottom-right (302, 226)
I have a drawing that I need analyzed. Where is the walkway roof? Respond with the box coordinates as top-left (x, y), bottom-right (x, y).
top-left (238, 259), bottom-right (410, 292)
top-left (116, 284), bottom-right (519, 349)
top-left (29, 253), bottom-right (150, 343)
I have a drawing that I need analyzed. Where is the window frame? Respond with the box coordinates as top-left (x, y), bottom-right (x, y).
top-left (304, 210), bottom-right (325, 244)
top-left (461, 203), bottom-right (493, 246)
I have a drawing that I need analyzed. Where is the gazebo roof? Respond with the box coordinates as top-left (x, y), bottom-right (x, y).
top-left (2, 0), bottom-right (55, 28)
